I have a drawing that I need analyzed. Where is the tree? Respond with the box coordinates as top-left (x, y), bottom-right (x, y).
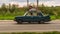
top-left (1, 3), bottom-right (7, 13)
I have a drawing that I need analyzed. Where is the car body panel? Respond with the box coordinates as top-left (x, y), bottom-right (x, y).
top-left (14, 15), bottom-right (51, 22)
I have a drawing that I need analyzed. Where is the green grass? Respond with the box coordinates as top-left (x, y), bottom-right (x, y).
top-left (0, 31), bottom-right (60, 34)
top-left (0, 11), bottom-right (25, 20)
top-left (0, 17), bottom-right (14, 20)
top-left (0, 15), bottom-right (59, 20)
top-left (50, 15), bottom-right (57, 20)
top-left (50, 15), bottom-right (60, 20)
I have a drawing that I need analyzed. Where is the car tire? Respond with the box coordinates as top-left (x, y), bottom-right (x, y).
top-left (28, 22), bottom-right (31, 24)
top-left (17, 21), bottom-right (22, 24)
top-left (40, 21), bottom-right (45, 24)
top-left (38, 21), bottom-right (44, 24)
top-left (38, 21), bottom-right (41, 24)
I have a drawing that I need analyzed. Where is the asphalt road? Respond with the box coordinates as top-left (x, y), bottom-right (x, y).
top-left (0, 20), bottom-right (60, 32)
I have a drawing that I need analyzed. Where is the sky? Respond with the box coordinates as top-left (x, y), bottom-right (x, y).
top-left (0, 0), bottom-right (60, 7)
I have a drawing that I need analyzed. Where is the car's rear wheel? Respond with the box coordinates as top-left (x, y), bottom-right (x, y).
top-left (28, 22), bottom-right (31, 24)
top-left (38, 21), bottom-right (44, 24)
top-left (17, 21), bottom-right (22, 24)
top-left (40, 21), bottom-right (45, 24)
top-left (38, 21), bottom-right (41, 24)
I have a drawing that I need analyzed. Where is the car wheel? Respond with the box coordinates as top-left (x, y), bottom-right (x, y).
top-left (38, 21), bottom-right (44, 24)
top-left (40, 21), bottom-right (45, 24)
top-left (17, 21), bottom-right (22, 24)
top-left (38, 21), bottom-right (41, 24)
top-left (28, 22), bottom-right (31, 24)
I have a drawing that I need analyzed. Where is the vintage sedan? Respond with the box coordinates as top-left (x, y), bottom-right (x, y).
top-left (14, 11), bottom-right (51, 24)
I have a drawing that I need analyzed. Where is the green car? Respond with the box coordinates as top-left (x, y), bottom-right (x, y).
top-left (14, 12), bottom-right (51, 24)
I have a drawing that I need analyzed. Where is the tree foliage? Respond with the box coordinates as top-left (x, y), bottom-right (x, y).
top-left (0, 3), bottom-right (60, 17)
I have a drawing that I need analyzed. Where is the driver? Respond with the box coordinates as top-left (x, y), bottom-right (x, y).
top-left (28, 6), bottom-right (37, 16)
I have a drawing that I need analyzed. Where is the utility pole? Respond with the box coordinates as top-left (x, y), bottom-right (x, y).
top-left (37, 0), bottom-right (39, 8)
top-left (27, 0), bottom-right (29, 6)
top-left (37, 0), bottom-right (39, 11)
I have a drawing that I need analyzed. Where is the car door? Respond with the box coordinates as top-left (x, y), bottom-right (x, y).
top-left (33, 16), bottom-right (40, 22)
top-left (22, 16), bottom-right (32, 22)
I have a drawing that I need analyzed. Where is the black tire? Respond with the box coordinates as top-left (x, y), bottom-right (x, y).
top-left (38, 21), bottom-right (44, 24)
top-left (28, 22), bottom-right (31, 24)
top-left (40, 21), bottom-right (45, 24)
top-left (17, 21), bottom-right (22, 24)
top-left (38, 21), bottom-right (41, 24)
